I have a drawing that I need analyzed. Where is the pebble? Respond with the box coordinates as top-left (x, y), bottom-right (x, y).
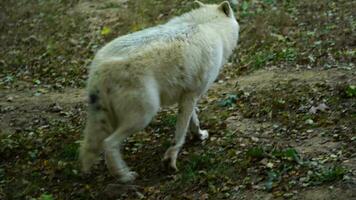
top-left (7, 96), bottom-right (14, 102)
top-left (305, 119), bottom-right (314, 125)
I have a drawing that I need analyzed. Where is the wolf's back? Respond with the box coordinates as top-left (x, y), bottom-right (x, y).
top-left (95, 23), bottom-right (197, 60)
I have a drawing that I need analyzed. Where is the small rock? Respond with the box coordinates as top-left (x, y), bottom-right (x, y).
top-left (305, 119), bottom-right (314, 125)
top-left (1, 106), bottom-right (16, 112)
top-left (135, 191), bottom-right (145, 199)
top-left (266, 162), bottom-right (274, 168)
top-left (49, 103), bottom-right (63, 112)
top-left (34, 92), bottom-right (42, 97)
top-left (251, 136), bottom-right (259, 142)
top-left (330, 154), bottom-right (337, 158)
top-left (157, 13), bottom-right (164, 20)
top-left (283, 193), bottom-right (294, 198)
top-left (6, 96), bottom-right (14, 102)
top-left (309, 103), bottom-right (329, 114)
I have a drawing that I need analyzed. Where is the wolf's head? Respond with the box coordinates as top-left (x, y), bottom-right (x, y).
top-left (168, 1), bottom-right (239, 39)
top-left (171, 1), bottom-right (237, 24)
top-left (193, 0), bottom-right (235, 19)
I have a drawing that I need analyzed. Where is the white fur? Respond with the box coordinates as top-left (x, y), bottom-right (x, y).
top-left (79, 1), bottom-right (239, 182)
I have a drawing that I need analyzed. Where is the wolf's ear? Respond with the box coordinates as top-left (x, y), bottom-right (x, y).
top-left (218, 1), bottom-right (232, 17)
top-left (193, 0), bottom-right (205, 8)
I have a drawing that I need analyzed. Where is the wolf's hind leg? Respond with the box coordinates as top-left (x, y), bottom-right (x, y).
top-left (104, 92), bottom-right (159, 182)
top-left (164, 94), bottom-right (197, 171)
top-left (189, 107), bottom-right (209, 141)
top-left (79, 115), bottom-right (110, 173)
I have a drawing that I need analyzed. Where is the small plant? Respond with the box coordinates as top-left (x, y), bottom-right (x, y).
top-left (246, 146), bottom-right (265, 159)
top-left (241, 1), bottom-right (250, 17)
top-left (251, 51), bottom-right (276, 69)
top-left (99, 2), bottom-right (121, 9)
top-left (272, 148), bottom-right (301, 163)
top-left (101, 26), bottom-right (112, 36)
top-left (38, 193), bottom-right (54, 200)
top-left (345, 85), bottom-right (356, 97)
top-left (218, 94), bottom-right (238, 107)
top-left (176, 153), bottom-right (212, 185)
top-left (58, 143), bottom-right (79, 161)
top-left (161, 114), bottom-right (177, 127)
top-left (311, 166), bottom-right (346, 184)
top-left (1, 75), bottom-right (14, 85)
top-left (263, 0), bottom-right (276, 4)
top-left (265, 170), bottom-right (280, 191)
top-left (277, 47), bottom-right (297, 62)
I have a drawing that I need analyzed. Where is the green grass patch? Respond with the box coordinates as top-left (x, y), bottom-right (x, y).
top-left (58, 143), bottom-right (79, 161)
top-left (246, 146), bottom-right (265, 159)
top-left (311, 166), bottom-right (347, 185)
top-left (161, 114), bottom-right (177, 127)
top-left (345, 85), bottom-right (356, 97)
top-left (272, 148), bottom-right (301, 163)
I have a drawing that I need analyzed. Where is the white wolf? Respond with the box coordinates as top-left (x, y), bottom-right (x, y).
top-left (79, 0), bottom-right (239, 182)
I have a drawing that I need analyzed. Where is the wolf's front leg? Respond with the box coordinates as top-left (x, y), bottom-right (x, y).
top-left (164, 95), bottom-right (197, 171)
top-left (189, 107), bottom-right (209, 141)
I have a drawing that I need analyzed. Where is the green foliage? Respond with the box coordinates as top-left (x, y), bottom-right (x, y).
top-left (58, 143), bottom-right (79, 161)
top-left (218, 94), bottom-right (238, 107)
top-left (265, 170), bottom-right (280, 191)
top-left (161, 114), bottom-right (177, 127)
top-left (38, 193), bottom-right (54, 200)
top-left (252, 51), bottom-right (276, 69)
top-left (311, 166), bottom-right (347, 184)
top-left (277, 47), bottom-right (297, 62)
top-left (272, 148), bottom-right (301, 163)
top-left (0, 135), bottom-right (21, 151)
top-left (99, 2), bottom-right (122, 9)
top-left (180, 153), bottom-right (212, 183)
top-left (1, 75), bottom-right (15, 85)
top-left (101, 26), bottom-right (112, 36)
top-left (345, 85), bottom-right (356, 97)
top-left (246, 146), bottom-right (265, 159)
top-left (263, 0), bottom-right (276, 4)
top-left (241, 1), bottom-right (250, 17)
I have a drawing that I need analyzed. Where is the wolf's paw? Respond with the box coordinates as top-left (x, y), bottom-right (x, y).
top-left (163, 147), bottom-right (179, 172)
top-left (120, 171), bottom-right (138, 183)
top-left (79, 150), bottom-right (98, 173)
top-left (198, 129), bottom-right (209, 140)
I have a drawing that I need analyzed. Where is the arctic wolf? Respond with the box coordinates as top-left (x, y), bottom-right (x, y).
top-left (79, 0), bottom-right (240, 182)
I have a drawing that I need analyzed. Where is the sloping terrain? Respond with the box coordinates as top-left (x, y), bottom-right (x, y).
top-left (0, 0), bottom-right (355, 199)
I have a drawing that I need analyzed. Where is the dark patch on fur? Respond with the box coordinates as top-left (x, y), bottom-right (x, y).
top-left (89, 91), bottom-right (104, 111)
top-left (180, 75), bottom-right (185, 81)
top-left (89, 93), bottom-right (99, 104)
top-left (178, 65), bottom-right (184, 71)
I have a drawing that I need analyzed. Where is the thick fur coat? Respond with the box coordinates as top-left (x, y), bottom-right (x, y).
top-left (79, 1), bottom-right (240, 182)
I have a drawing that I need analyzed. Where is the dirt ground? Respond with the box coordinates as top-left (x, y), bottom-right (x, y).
top-left (0, 0), bottom-right (355, 199)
